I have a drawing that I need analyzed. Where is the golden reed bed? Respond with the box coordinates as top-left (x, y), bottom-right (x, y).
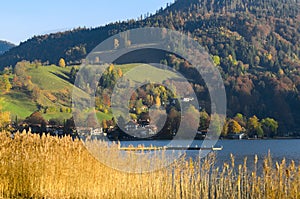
top-left (0, 131), bottom-right (299, 198)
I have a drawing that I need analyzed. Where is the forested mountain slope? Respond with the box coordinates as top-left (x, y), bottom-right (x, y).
top-left (0, 40), bottom-right (15, 55)
top-left (0, 0), bottom-right (300, 131)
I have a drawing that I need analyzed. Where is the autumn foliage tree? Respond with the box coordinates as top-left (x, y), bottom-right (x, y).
top-left (102, 119), bottom-right (108, 129)
top-left (117, 68), bottom-right (123, 77)
top-left (247, 115), bottom-right (263, 138)
top-left (0, 74), bottom-right (12, 93)
top-left (155, 96), bottom-right (161, 108)
top-left (102, 93), bottom-right (111, 107)
top-left (58, 58), bottom-right (66, 67)
top-left (227, 119), bottom-right (242, 134)
top-left (261, 118), bottom-right (278, 137)
top-left (0, 106), bottom-right (11, 131)
top-left (25, 111), bottom-right (47, 126)
top-left (199, 110), bottom-right (209, 131)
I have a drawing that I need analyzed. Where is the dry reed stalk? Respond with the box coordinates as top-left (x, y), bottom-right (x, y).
top-left (0, 131), bottom-right (299, 198)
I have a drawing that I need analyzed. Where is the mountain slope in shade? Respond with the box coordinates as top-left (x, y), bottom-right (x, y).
top-left (0, 40), bottom-right (15, 55)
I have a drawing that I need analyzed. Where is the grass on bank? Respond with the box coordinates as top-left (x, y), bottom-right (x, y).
top-left (0, 131), bottom-right (299, 199)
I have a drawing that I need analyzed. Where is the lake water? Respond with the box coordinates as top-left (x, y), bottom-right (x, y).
top-left (119, 139), bottom-right (300, 169)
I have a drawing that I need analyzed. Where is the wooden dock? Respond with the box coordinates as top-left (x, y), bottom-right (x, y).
top-left (118, 145), bottom-right (223, 151)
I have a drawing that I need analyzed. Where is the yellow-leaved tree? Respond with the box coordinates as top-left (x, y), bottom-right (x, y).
top-left (0, 106), bottom-right (11, 131)
top-left (228, 119), bottom-right (242, 134)
top-left (58, 58), bottom-right (66, 68)
top-left (155, 96), bottom-right (161, 108)
top-left (117, 68), bottom-right (123, 77)
top-left (0, 74), bottom-right (12, 93)
top-left (108, 64), bottom-right (114, 73)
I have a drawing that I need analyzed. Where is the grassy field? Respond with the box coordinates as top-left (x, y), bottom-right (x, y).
top-left (1, 63), bottom-right (179, 123)
top-left (0, 93), bottom-right (36, 119)
top-left (0, 131), bottom-right (299, 199)
top-left (0, 66), bottom-right (74, 120)
top-left (27, 66), bottom-right (72, 91)
top-left (117, 63), bottom-right (180, 83)
top-left (1, 65), bottom-right (82, 121)
top-left (96, 111), bottom-right (113, 121)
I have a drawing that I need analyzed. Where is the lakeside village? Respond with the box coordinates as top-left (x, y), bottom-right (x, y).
top-left (10, 97), bottom-right (209, 141)
top-left (11, 115), bottom-right (211, 141)
top-left (7, 94), bottom-right (297, 141)
top-left (12, 119), bottom-right (290, 141)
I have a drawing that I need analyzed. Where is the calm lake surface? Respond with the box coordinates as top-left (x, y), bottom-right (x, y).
top-left (120, 139), bottom-right (300, 168)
